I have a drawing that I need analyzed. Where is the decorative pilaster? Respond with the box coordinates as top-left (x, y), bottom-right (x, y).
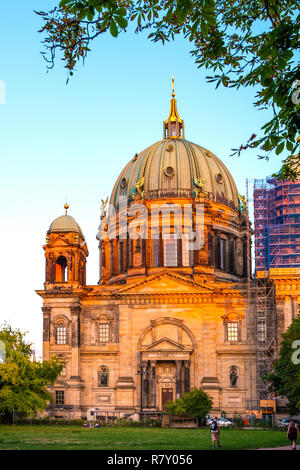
top-left (42, 306), bottom-right (51, 360)
top-left (184, 360), bottom-right (190, 392)
top-left (176, 360), bottom-right (182, 398)
top-left (141, 361), bottom-right (149, 408)
top-left (150, 361), bottom-right (156, 407)
top-left (70, 305), bottom-right (81, 379)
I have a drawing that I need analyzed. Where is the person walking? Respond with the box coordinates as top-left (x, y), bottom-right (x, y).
top-left (287, 420), bottom-right (299, 450)
top-left (210, 417), bottom-right (221, 449)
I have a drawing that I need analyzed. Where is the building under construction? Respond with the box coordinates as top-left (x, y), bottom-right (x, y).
top-left (253, 176), bottom-right (300, 403)
top-left (254, 177), bottom-right (300, 271)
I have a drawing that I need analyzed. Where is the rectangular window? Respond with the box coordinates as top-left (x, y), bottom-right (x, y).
top-left (119, 241), bottom-right (124, 272)
top-left (220, 238), bottom-right (226, 270)
top-left (110, 241), bottom-right (114, 275)
top-left (99, 323), bottom-right (109, 343)
top-left (227, 322), bottom-right (238, 342)
top-left (153, 238), bottom-right (159, 267)
top-left (182, 233), bottom-right (191, 267)
top-left (55, 390), bottom-right (64, 405)
top-left (56, 326), bottom-right (66, 345)
top-left (164, 234), bottom-right (177, 267)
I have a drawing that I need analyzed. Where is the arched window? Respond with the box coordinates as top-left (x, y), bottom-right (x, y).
top-left (217, 237), bottom-right (226, 271)
top-left (56, 324), bottom-right (67, 345)
top-left (98, 366), bottom-right (109, 387)
top-left (55, 256), bottom-right (68, 282)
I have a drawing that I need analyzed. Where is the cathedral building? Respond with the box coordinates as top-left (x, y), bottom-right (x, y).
top-left (37, 84), bottom-right (257, 418)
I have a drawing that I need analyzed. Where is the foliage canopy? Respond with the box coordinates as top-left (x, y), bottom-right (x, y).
top-left (265, 316), bottom-right (300, 415)
top-left (36, 0), bottom-right (300, 179)
top-left (0, 324), bottom-right (64, 418)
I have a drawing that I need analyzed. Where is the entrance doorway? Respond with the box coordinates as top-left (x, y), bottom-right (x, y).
top-left (161, 388), bottom-right (173, 409)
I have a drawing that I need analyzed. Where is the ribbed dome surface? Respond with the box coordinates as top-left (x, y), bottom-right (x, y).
top-left (110, 138), bottom-right (239, 210)
top-left (48, 215), bottom-right (84, 238)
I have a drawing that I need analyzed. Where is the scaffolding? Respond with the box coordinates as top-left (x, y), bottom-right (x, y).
top-left (252, 176), bottom-right (300, 401)
top-left (255, 276), bottom-right (276, 400)
top-left (254, 177), bottom-right (300, 271)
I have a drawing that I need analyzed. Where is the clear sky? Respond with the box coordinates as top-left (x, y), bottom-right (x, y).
top-left (0, 1), bottom-right (284, 356)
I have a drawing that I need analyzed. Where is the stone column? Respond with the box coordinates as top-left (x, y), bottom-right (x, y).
top-left (150, 361), bottom-right (156, 408)
top-left (176, 360), bottom-right (182, 399)
top-left (141, 361), bottom-right (149, 408)
top-left (184, 360), bottom-right (190, 393)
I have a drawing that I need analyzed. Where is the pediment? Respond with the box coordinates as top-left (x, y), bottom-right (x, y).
top-left (144, 337), bottom-right (187, 352)
top-left (118, 271), bottom-right (218, 294)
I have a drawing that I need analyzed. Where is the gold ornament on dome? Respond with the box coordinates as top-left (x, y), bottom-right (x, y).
top-left (238, 194), bottom-right (247, 214)
top-left (166, 143), bottom-right (174, 152)
top-left (134, 176), bottom-right (145, 199)
top-left (193, 177), bottom-right (207, 198)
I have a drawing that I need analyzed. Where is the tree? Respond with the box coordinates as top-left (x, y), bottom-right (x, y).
top-left (166, 388), bottom-right (213, 425)
top-left (265, 316), bottom-right (300, 415)
top-left (0, 324), bottom-right (64, 422)
top-left (36, 1), bottom-right (300, 180)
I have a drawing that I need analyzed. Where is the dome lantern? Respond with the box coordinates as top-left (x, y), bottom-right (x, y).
top-left (163, 77), bottom-right (185, 139)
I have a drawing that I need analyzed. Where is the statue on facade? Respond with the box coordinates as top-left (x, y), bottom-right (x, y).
top-left (134, 177), bottom-right (145, 199)
top-left (238, 194), bottom-right (247, 214)
top-left (230, 367), bottom-right (238, 387)
top-left (98, 367), bottom-right (108, 386)
top-left (193, 177), bottom-right (207, 198)
top-left (100, 197), bottom-right (108, 219)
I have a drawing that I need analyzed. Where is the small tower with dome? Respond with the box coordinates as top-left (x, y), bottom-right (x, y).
top-left (44, 204), bottom-right (88, 287)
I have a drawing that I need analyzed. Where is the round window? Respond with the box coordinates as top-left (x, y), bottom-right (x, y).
top-left (216, 173), bottom-right (223, 184)
top-left (121, 177), bottom-right (128, 188)
top-left (164, 166), bottom-right (175, 177)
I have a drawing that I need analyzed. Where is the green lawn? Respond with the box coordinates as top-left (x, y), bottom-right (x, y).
top-left (0, 425), bottom-right (290, 450)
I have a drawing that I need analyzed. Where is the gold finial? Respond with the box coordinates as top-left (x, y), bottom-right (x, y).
top-left (64, 203), bottom-right (69, 215)
top-left (163, 76), bottom-right (185, 139)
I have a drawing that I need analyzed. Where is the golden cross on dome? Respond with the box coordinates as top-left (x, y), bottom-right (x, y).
top-left (172, 76), bottom-right (175, 97)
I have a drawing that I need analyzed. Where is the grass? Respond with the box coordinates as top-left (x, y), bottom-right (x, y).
top-left (0, 425), bottom-right (290, 450)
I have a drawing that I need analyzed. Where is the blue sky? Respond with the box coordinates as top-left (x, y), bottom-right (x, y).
top-left (0, 1), bottom-right (284, 354)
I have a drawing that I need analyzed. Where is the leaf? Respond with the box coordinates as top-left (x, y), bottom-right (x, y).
top-left (275, 142), bottom-right (285, 155)
top-left (115, 16), bottom-right (128, 29)
top-left (110, 19), bottom-right (118, 37)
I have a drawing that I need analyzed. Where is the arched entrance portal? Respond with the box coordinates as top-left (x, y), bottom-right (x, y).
top-left (138, 318), bottom-right (195, 411)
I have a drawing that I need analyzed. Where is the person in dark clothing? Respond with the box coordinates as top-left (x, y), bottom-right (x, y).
top-left (287, 420), bottom-right (299, 450)
top-left (210, 417), bottom-right (221, 448)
